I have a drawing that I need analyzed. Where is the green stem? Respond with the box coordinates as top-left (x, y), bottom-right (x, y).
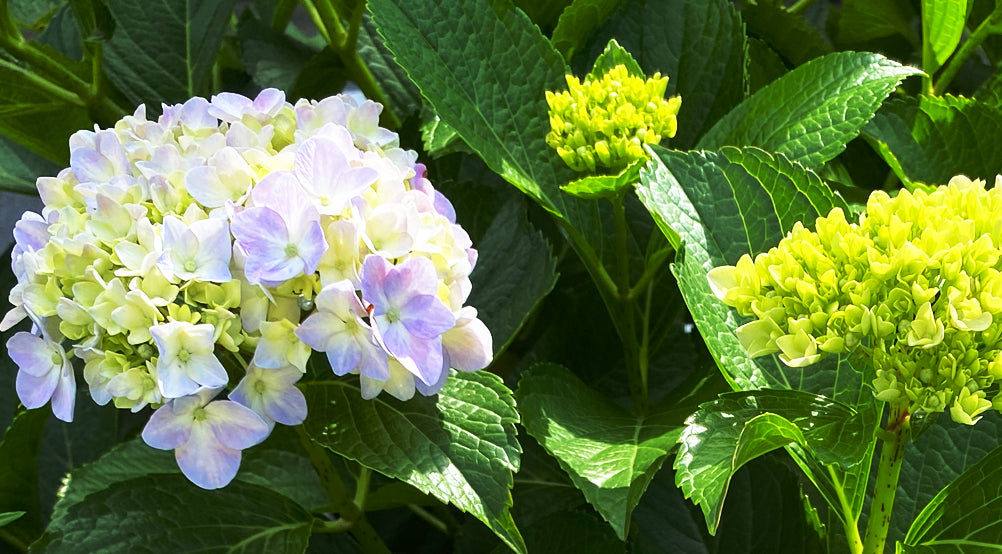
top-left (271, 0), bottom-right (298, 32)
top-left (558, 218), bottom-right (620, 302)
top-left (827, 465), bottom-right (864, 554)
top-left (297, 425), bottom-right (348, 510)
top-left (303, 0), bottom-right (401, 128)
top-left (348, 517), bottom-right (391, 554)
top-left (354, 466), bottom-right (372, 511)
top-left (314, 0), bottom-right (349, 48)
top-left (611, 193), bottom-right (646, 412)
top-left (638, 275), bottom-right (653, 397)
top-left (0, 528), bottom-right (28, 553)
top-left (0, 57), bottom-right (86, 106)
top-left (627, 244), bottom-right (672, 302)
top-left (343, 0), bottom-right (366, 55)
top-left (787, 0), bottom-right (817, 15)
top-left (296, 427), bottom-right (390, 553)
top-left (89, 43), bottom-right (103, 98)
top-left (861, 406), bottom-right (910, 554)
top-left (407, 504), bottom-right (449, 534)
top-left (300, 0), bottom-right (331, 43)
top-left (0, 16), bottom-right (126, 122)
top-left (933, 5), bottom-right (1002, 95)
top-left (312, 518), bottom-right (354, 534)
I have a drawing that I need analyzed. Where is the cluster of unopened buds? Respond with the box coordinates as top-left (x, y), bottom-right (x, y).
top-left (4, 88), bottom-right (492, 488)
top-left (545, 63), bottom-right (681, 173)
top-left (709, 176), bottom-right (1002, 425)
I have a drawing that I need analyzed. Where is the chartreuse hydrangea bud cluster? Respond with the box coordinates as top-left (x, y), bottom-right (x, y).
top-left (4, 88), bottom-right (492, 489)
top-left (545, 64), bottom-right (681, 173)
top-left (709, 176), bottom-right (1002, 426)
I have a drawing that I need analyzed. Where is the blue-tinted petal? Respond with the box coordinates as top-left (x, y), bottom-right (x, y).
top-left (401, 295), bottom-right (454, 339)
top-left (50, 360), bottom-right (76, 422)
top-left (176, 421), bottom-right (241, 489)
top-left (15, 366), bottom-right (58, 410)
top-left (264, 386), bottom-right (307, 426)
top-left (142, 401), bottom-right (193, 450)
top-left (186, 353), bottom-right (229, 389)
top-left (205, 400), bottom-right (271, 450)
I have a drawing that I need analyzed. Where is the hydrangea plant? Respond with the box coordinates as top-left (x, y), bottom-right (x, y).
top-left (5, 0), bottom-right (1002, 552)
top-left (3, 88), bottom-right (491, 489)
top-left (709, 175), bottom-right (1002, 425)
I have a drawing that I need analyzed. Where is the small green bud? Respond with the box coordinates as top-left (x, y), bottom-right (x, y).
top-left (545, 64), bottom-right (681, 173)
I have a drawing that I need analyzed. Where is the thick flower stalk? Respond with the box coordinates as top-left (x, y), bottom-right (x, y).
top-left (4, 88), bottom-right (492, 489)
top-left (709, 176), bottom-right (1002, 425)
top-left (545, 64), bottom-right (681, 173)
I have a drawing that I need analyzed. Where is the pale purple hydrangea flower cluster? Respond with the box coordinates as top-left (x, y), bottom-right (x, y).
top-left (3, 89), bottom-right (492, 489)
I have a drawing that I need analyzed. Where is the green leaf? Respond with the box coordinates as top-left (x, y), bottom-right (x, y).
top-left (367, 0), bottom-right (591, 230)
top-left (68, 0), bottom-right (116, 44)
top-left (836, 0), bottom-right (918, 46)
top-left (699, 52), bottom-right (920, 168)
top-left (588, 38), bottom-right (642, 79)
top-left (288, 47), bottom-right (347, 104)
top-left (467, 199), bottom-right (558, 356)
top-left (0, 511), bottom-right (24, 527)
top-left (50, 436), bottom-right (329, 525)
top-left (516, 363), bottom-right (691, 540)
top-left (237, 11), bottom-right (316, 92)
top-left (891, 411), bottom-right (1002, 548)
top-left (581, 0), bottom-right (745, 149)
top-left (903, 439), bottom-right (1002, 551)
top-left (550, 0), bottom-right (629, 62)
top-left (301, 370), bottom-right (525, 553)
top-left (420, 117), bottom-right (471, 158)
top-left (634, 145), bottom-right (875, 400)
top-left (0, 134), bottom-right (59, 193)
top-left (38, 475), bottom-right (313, 553)
top-left (510, 510), bottom-right (623, 554)
top-left (674, 390), bottom-right (870, 534)
top-left (354, 14), bottom-right (421, 120)
top-left (636, 146), bottom-right (847, 268)
top-left (37, 5), bottom-right (83, 61)
top-left (922, 0), bottom-right (968, 74)
top-left (630, 453), bottom-right (827, 554)
top-left (0, 62), bottom-right (92, 164)
top-left (511, 0), bottom-right (570, 32)
top-left (975, 66), bottom-right (1002, 111)
top-left (103, 0), bottom-right (237, 106)
top-left (746, 37), bottom-right (787, 94)
top-left (636, 145), bottom-right (882, 529)
top-left (864, 95), bottom-right (1002, 190)
top-left (7, 0), bottom-right (63, 27)
top-left (560, 158), bottom-right (643, 199)
top-left (741, 1), bottom-right (831, 66)
top-left (0, 408), bottom-right (47, 545)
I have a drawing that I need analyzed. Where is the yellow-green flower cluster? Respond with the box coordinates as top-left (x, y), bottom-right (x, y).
top-left (709, 176), bottom-right (1002, 425)
top-left (545, 64), bottom-right (681, 173)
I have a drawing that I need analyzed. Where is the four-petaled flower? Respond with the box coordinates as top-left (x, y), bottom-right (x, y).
top-left (230, 171), bottom-right (327, 285)
top-left (361, 255), bottom-right (455, 387)
top-left (142, 388), bottom-right (270, 489)
top-left (229, 364), bottom-right (307, 428)
top-left (296, 279), bottom-right (389, 381)
top-left (150, 321), bottom-right (229, 398)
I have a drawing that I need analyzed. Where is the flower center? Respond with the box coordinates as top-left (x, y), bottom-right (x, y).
top-left (193, 407), bottom-right (207, 422)
top-left (385, 307), bottom-right (400, 324)
top-left (254, 379), bottom-right (268, 394)
top-left (177, 348), bottom-right (191, 363)
top-left (285, 243), bottom-right (299, 258)
top-left (184, 260), bottom-right (197, 272)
